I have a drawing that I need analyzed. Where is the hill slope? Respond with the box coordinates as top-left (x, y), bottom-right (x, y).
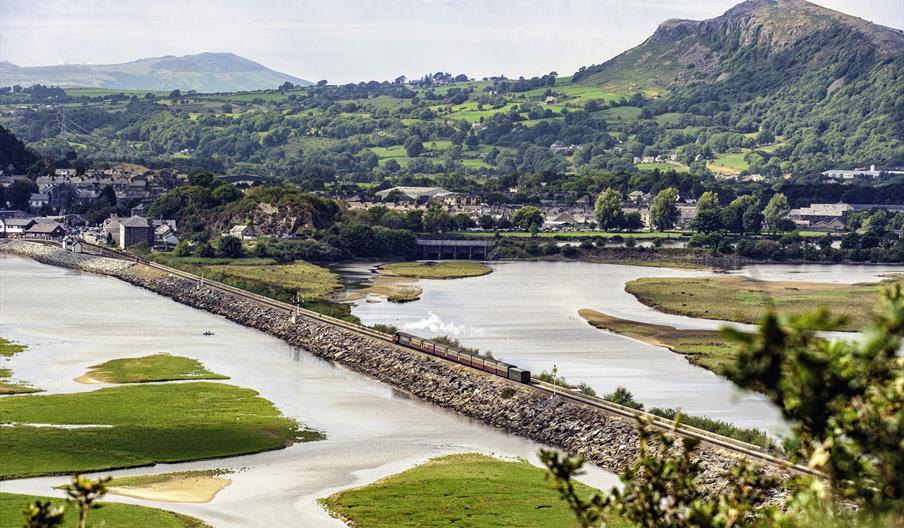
top-left (573, 0), bottom-right (904, 169)
top-left (574, 0), bottom-right (904, 93)
top-left (0, 53), bottom-right (311, 93)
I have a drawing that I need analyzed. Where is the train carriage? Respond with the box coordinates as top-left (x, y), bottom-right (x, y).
top-left (392, 331), bottom-right (531, 385)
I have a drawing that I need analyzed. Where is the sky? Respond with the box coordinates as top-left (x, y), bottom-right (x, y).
top-left (1, 0), bottom-right (902, 83)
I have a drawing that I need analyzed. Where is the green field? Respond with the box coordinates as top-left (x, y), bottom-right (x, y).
top-left (0, 382), bottom-right (319, 478)
top-left (79, 354), bottom-right (229, 384)
top-left (203, 261), bottom-right (340, 300)
top-left (322, 453), bottom-right (631, 528)
top-left (598, 106), bottom-right (642, 122)
top-left (636, 162), bottom-right (684, 172)
top-left (707, 151), bottom-right (749, 175)
top-left (0, 337), bottom-right (40, 395)
top-left (0, 492), bottom-right (209, 528)
top-left (154, 255), bottom-right (276, 267)
top-left (382, 261), bottom-right (493, 279)
top-left (579, 309), bottom-right (740, 374)
top-left (625, 275), bottom-right (903, 331)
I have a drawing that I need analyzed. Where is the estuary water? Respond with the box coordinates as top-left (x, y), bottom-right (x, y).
top-left (0, 255), bottom-right (619, 528)
top-left (339, 260), bottom-right (904, 433)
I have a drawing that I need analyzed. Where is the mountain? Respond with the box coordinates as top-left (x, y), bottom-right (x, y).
top-left (574, 0), bottom-right (904, 94)
top-left (0, 53), bottom-right (311, 93)
top-left (572, 0), bottom-right (904, 169)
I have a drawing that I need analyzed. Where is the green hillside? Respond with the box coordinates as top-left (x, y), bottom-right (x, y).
top-left (1, 0), bottom-right (902, 189)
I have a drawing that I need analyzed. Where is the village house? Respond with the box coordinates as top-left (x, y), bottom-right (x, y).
top-left (441, 193), bottom-right (482, 207)
top-left (23, 221), bottom-right (66, 240)
top-left (103, 215), bottom-right (153, 249)
top-left (28, 193), bottom-right (50, 210)
top-left (787, 203), bottom-right (854, 231)
top-left (229, 224), bottom-right (258, 240)
top-left (0, 217), bottom-right (37, 237)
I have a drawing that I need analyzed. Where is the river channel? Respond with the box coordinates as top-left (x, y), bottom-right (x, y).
top-left (338, 260), bottom-right (904, 433)
top-left (0, 255), bottom-right (619, 527)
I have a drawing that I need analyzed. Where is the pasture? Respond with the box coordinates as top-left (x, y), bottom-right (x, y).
top-left (322, 453), bottom-right (631, 528)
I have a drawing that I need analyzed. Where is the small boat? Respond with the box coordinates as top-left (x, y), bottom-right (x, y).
top-left (202, 331), bottom-right (214, 336)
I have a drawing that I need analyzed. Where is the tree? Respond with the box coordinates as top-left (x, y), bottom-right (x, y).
top-left (7, 179), bottom-right (37, 211)
top-left (22, 500), bottom-right (65, 528)
top-left (541, 419), bottom-right (774, 528)
top-left (422, 204), bottom-right (453, 232)
top-left (173, 240), bottom-right (192, 257)
top-left (691, 191), bottom-right (722, 233)
top-left (724, 286), bottom-right (904, 509)
top-left (63, 475), bottom-right (110, 528)
top-left (218, 235), bottom-right (244, 258)
top-left (404, 136), bottom-right (424, 158)
top-left (452, 213), bottom-right (476, 230)
top-left (649, 188), bottom-right (679, 231)
top-left (594, 188), bottom-right (624, 230)
top-left (478, 214), bottom-right (495, 230)
top-left (512, 206), bottom-right (544, 231)
top-left (763, 193), bottom-right (790, 234)
top-left (721, 195), bottom-right (761, 235)
top-left (96, 185), bottom-right (117, 207)
top-left (623, 212), bottom-right (644, 231)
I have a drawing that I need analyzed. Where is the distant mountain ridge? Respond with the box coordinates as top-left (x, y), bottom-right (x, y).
top-left (0, 52), bottom-right (311, 93)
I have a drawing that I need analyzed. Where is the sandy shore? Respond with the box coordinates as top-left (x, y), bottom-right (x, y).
top-left (73, 373), bottom-right (105, 384)
top-left (108, 474), bottom-right (232, 503)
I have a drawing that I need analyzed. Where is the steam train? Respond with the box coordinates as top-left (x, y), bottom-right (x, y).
top-left (393, 331), bottom-right (531, 383)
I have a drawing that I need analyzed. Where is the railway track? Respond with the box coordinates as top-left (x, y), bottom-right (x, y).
top-left (57, 240), bottom-right (821, 477)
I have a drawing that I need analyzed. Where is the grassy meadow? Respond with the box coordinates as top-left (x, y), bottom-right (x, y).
top-left (624, 275), bottom-right (902, 331)
top-left (203, 261), bottom-right (340, 299)
top-left (78, 354), bottom-right (229, 383)
top-left (578, 309), bottom-right (740, 374)
top-left (323, 453), bottom-right (631, 528)
top-left (382, 261), bottom-right (493, 279)
top-left (0, 492), bottom-right (210, 528)
top-left (0, 382), bottom-right (319, 478)
top-left (147, 253), bottom-right (355, 320)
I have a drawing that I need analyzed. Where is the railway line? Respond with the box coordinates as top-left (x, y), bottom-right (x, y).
top-left (49, 239), bottom-right (822, 478)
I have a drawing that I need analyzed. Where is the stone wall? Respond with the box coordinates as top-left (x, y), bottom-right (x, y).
top-left (0, 240), bottom-right (787, 498)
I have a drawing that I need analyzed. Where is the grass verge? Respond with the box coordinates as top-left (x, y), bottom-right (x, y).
top-left (76, 354), bottom-right (229, 384)
top-left (0, 382), bottom-right (322, 479)
top-left (624, 275), bottom-right (902, 331)
top-left (0, 492), bottom-right (210, 528)
top-left (382, 261), bottom-right (493, 279)
top-left (321, 453), bottom-right (631, 528)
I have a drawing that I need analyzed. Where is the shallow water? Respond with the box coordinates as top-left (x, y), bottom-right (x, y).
top-left (338, 260), bottom-right (904, 433)
top-left (0, 255), bottom-right (619, 527)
